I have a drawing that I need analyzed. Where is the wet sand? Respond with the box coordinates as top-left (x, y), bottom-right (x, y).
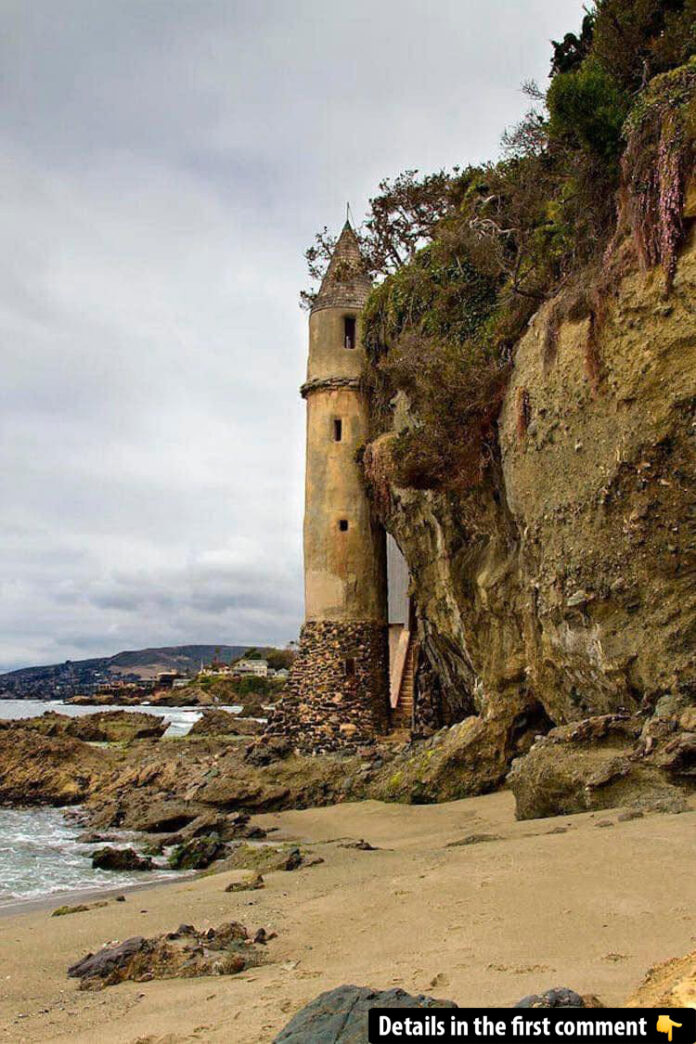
top-left (1, 790), bottom-right (694, 1043)
top-left (0, 872), bottom-right (191, 920)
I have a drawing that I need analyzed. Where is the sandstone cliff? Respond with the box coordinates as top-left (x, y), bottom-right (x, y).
top-left (365, 212), bottom-right (696, 815)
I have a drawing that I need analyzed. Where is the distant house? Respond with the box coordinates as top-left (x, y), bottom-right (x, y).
top-left (233, 659), bottom-right (268, 678)
top-left (200, 663), bottom-right (233, 677)
top-left (156, 670), bottom-right (182, 689)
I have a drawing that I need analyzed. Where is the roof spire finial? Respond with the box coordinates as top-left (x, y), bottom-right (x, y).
top-left (311, 216), bottom-right (371, 312)
top-left (346, 201), bottom-right (353, 227)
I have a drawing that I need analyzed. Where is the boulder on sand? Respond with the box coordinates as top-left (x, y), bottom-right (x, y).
top-left (217, 843), bottom-right (309, 875)
top-left (224, 871), bottom-right (265, 892)
top-left (515, 988), bottom-right (586, 1008)
top-left (507, 714), bottom-right (692, 820)
top-left (67, 920), bottom-right (265, 989)
top-left (68, 936), bottom-right (147, 982)
top-left (274, 985), bottom-right (457, 1042)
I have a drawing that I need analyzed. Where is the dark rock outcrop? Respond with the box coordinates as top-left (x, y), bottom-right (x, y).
top-left (65, 711), bottom-right (167, 743)
top-left (68, 920), bottom-right (264, 989)
top-left (515, 988), bottom-right (586, 1008)
top-left (68, 936), bottom-right (147, 982)
top-left (197, 777), bottom-right (292, 812)
top-left (274, 985), bottom-right (457, 1043)
top-left (124, 800), bottom-right (201, 834)
top-left (245, 736), bottom-right (293, 766)
top-left (82, 739), bottom-right (371, 832)
top-left (161, 810), bottom-right (266, 847)
top-left (168, 834), bottom-right (228, 870)
top-left (91, 847), bottom-right (154, 872)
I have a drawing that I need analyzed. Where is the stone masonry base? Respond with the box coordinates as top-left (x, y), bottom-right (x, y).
top-left (264, 620), bottom-right (390, 754)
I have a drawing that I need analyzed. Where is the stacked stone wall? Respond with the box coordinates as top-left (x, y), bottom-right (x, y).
top-left (265, 620), bottom-right (389, 754)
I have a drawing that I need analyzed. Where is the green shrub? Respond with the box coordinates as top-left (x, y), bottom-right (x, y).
top-left (547, 62), bottom-right (630, 161)
top-left (591, 0), bottom-right (695, 92)
top-left (362, 239), bottom-right (499, 358)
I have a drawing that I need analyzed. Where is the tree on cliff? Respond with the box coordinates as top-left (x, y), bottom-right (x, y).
top-left (300, 170), bottom-right (457, 310)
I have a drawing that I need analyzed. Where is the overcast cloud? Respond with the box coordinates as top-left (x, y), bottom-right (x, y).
top-left (0, 0), bottom-right (584, 671)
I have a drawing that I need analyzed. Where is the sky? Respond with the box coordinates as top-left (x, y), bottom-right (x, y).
top-left (0, 0), bottom-right (585, 672)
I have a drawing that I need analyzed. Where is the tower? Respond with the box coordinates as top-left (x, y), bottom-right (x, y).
top-left (269, 222), bottom-right (390, 752)
top-left (303, 223), bottom-right (387, 629)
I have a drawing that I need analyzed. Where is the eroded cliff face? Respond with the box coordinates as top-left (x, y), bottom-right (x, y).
top-left (368, 221), bottom-right (696, 800)
top-left (499, 231), bottom-right (696, 725)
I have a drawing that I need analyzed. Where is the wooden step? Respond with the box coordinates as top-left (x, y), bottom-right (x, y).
top-left (391, 638), bottom-right (416, 732)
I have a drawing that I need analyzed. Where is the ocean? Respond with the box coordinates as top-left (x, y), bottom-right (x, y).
top-left (0, 699), bottom-right (238, 906)
top-left (0, 806), bottom-right (177, 909)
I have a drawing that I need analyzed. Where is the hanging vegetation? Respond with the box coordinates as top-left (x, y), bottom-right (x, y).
top-left (622, 58), bottom-right (696, 290)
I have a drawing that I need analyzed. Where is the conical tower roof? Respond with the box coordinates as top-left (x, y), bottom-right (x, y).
top-left (311, 221), bottom-right (372, 313)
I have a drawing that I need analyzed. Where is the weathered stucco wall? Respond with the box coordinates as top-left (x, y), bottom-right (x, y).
top-left (306, 307), bottom-right (365, 383)
top-left (304, 385), bottom-right (387, 623)
top-left (304, 305), bottom-right (387, 625)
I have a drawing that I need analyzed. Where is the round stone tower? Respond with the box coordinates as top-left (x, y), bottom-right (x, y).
top-left (303, 224), bottom-right (388, 626)
top-left (268, 222), bottom-right (389, 752)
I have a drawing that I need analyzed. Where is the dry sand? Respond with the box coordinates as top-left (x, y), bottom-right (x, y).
top-left (1, 791), bottom-right (694, 1043)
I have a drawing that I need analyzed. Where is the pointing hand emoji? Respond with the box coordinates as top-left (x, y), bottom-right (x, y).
top-left (656, 1015), bottom-right (682, 1042)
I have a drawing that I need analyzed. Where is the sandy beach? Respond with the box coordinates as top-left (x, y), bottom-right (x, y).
top-left (1, 791), bottom-right (694, 1043)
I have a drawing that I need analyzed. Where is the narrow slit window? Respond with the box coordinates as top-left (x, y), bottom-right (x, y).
top-left (344, 657), bottom-right (356, 678)
top-left (338, 519), bottom-right (349, 532)
top-left (344, 316), bottom-right (356, 349)
top-left (333, 418), bottom-right (342, 442)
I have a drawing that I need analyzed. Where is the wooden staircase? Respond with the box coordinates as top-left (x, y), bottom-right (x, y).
top-left (390, 637), bottom-right (416, 734)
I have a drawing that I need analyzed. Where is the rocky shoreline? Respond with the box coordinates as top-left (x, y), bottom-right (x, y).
top-left (0, 702), bottom-right (694, 829)
top-left (0, 698), bottom-right (693, 961)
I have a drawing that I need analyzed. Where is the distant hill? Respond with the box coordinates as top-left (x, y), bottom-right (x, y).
top-left (0, 644), bottom-right (253, 699)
